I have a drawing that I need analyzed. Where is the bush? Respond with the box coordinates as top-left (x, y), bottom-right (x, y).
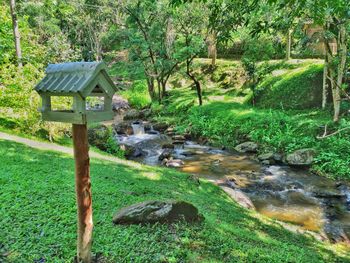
top-left (88, 124), bottom-right (124, 158)
top-left (120, 80), bottom-right (151, 109)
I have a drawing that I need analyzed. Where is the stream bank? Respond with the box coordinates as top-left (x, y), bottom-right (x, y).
top-left (90, 100), bottom-right (350, 245)
top-left (107, 113), bottom-right (350, 245)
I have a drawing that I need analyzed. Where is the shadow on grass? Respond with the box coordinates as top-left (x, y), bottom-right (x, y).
top-left (0, 140), bottom-right (348, 262)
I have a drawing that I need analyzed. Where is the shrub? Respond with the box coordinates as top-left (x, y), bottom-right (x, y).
top-left (120, 80), bottom-right (151, 109)
top-left (88, 124), bottom-right (124, 158)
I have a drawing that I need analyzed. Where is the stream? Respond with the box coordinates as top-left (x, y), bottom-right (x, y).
top-left (115, 120), bottom-right (350, 243)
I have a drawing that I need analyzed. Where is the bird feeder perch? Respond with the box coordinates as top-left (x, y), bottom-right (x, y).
top-left (34, 61), bottom-right (117, 263)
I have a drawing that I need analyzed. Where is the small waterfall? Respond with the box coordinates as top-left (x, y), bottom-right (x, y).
top-left (132, 121), bottom-right (145, 135)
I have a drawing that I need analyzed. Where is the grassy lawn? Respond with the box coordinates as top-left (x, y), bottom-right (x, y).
top-left (0, 139), bottom-right (349, 262)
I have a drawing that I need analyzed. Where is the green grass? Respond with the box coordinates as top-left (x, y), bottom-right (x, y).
top-left (255, 63), bottom-right (324, 109)
top-left (1, 140), bottom-right (349, 262)
top-left (119, 80), bottom-right (151, 109)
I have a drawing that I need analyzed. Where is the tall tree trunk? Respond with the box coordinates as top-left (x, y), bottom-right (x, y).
top-left (146, 77), bottom-right (156, 101)
top-left (161, 80), bottom-right (167, 98)
top-left (186, 59), bottom-right (202, 106)
top-left (9, 0), bottom-right (22, 67)
top-left (208, 32), bottom-right (217, 67)
top-left (324, 22), bottom-right (347, 122)
top-left (286, 29), bottom-right (292, 60)
top-left (157, 79), bottom-right (162, 103)
top-left (335, 24), bottom-right (347, 121)
top-left (322, 62), bottom-right (328, 109)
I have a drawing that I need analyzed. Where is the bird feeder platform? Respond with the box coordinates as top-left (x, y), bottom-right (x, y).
top-left (35, 61), bottom-right (117, 124)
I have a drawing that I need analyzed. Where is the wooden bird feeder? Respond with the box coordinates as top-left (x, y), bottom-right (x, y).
top-left (34, 61), bottom-right (117, 263)
top-left (35, 62), bottom-right (116, 124)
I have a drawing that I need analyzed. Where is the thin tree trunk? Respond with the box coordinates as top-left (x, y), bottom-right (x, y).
top-left (9, 0), bottom-right (22, 67)
top-left (161, 80), bottom-right (167, 98)
top-left (72, 124), bottom-right (93, 263)
top-left (286, 29), bottom-right (292, 60)
top-left (208, 32), bottom-right (217, 66)
top-left (326, 46), bottom-right (340, 122)
top-left (324, 22), bottom-right (347, 122)
top-left (322, 63), bottom-right (328, 109)
top-left (146, 77), bottom-right (156, 101)
top-left (211, 45), bottom-right (217, 67)
top-left (335, 23), bottom-right (347, 122)
top-left (157, 79), bottom-right (162, 102)
top-left (186, 59), bottom-right (202, 106)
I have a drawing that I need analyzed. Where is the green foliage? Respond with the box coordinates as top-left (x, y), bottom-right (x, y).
top-left (120, 80), bottom-right (151, 109)
top-left (1, 140), bottom-right (348, 261)
top-left (105, 130), bottom-right (124, 158)
top-left (241, 35), bottom-right (280, 104)
top-left (243, 35), bottom-right (277, 63)
top-left (0, 5), bottom-right (47, 65)
top-left (255, 64), bottom-right (324, 109)
top-left (88, 124), bottom-right (124, 158)
top-left (186, 102), bottom-right (350, 180)
top-left (0, 62), bottom-right (71, 141)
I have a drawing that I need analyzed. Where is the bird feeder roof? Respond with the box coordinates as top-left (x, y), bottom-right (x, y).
top-left (34, 61), bottom-right (117, 98)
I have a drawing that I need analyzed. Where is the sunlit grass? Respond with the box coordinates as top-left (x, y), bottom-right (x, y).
top-left (1, 139), bottom-right (349, 262)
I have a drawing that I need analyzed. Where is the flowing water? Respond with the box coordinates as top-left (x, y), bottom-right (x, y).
top-left (116, 121), bottom-right (350, 242)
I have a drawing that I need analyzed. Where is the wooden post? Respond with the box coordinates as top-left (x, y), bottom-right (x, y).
top-left (72, 124), bottom-right (93, 263)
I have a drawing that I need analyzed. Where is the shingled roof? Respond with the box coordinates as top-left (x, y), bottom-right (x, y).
top-left (34, 62), bottom-right (117, 98)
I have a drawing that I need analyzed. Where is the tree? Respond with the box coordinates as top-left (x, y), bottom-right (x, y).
top-left (241, 35), bottom-right (275, 105)
top-left (268, 0), bottom-right (350, 122)
top-left (173, 2), bottom-right (210, 105)
top-left (9, 0), bottom-right (22, 67)
top-left (120, 0), bottom-right (180, 102)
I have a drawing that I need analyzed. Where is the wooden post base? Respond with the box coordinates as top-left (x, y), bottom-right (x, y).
top-left (72, 124), bottom-right (93, 263)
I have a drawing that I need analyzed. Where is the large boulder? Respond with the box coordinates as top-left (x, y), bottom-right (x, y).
top-left (124, 109), bottom-right (142, 120)
top-left (112, 95), bottom-right (130, 112)
top-left (113, 200), bottom-right (203, 224)
top-left (153, 123), bottom-right (169, 132)
top-left (285, 148), bottom-right (316, 166)
top-left (234, 141), bottom-right (258, 153)
top-left (258, 152), bottom-right (275, 165)
top-left (119, 144), bottom-right (144, 158)
top-left (113, 122), bottom-right (133, 135)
